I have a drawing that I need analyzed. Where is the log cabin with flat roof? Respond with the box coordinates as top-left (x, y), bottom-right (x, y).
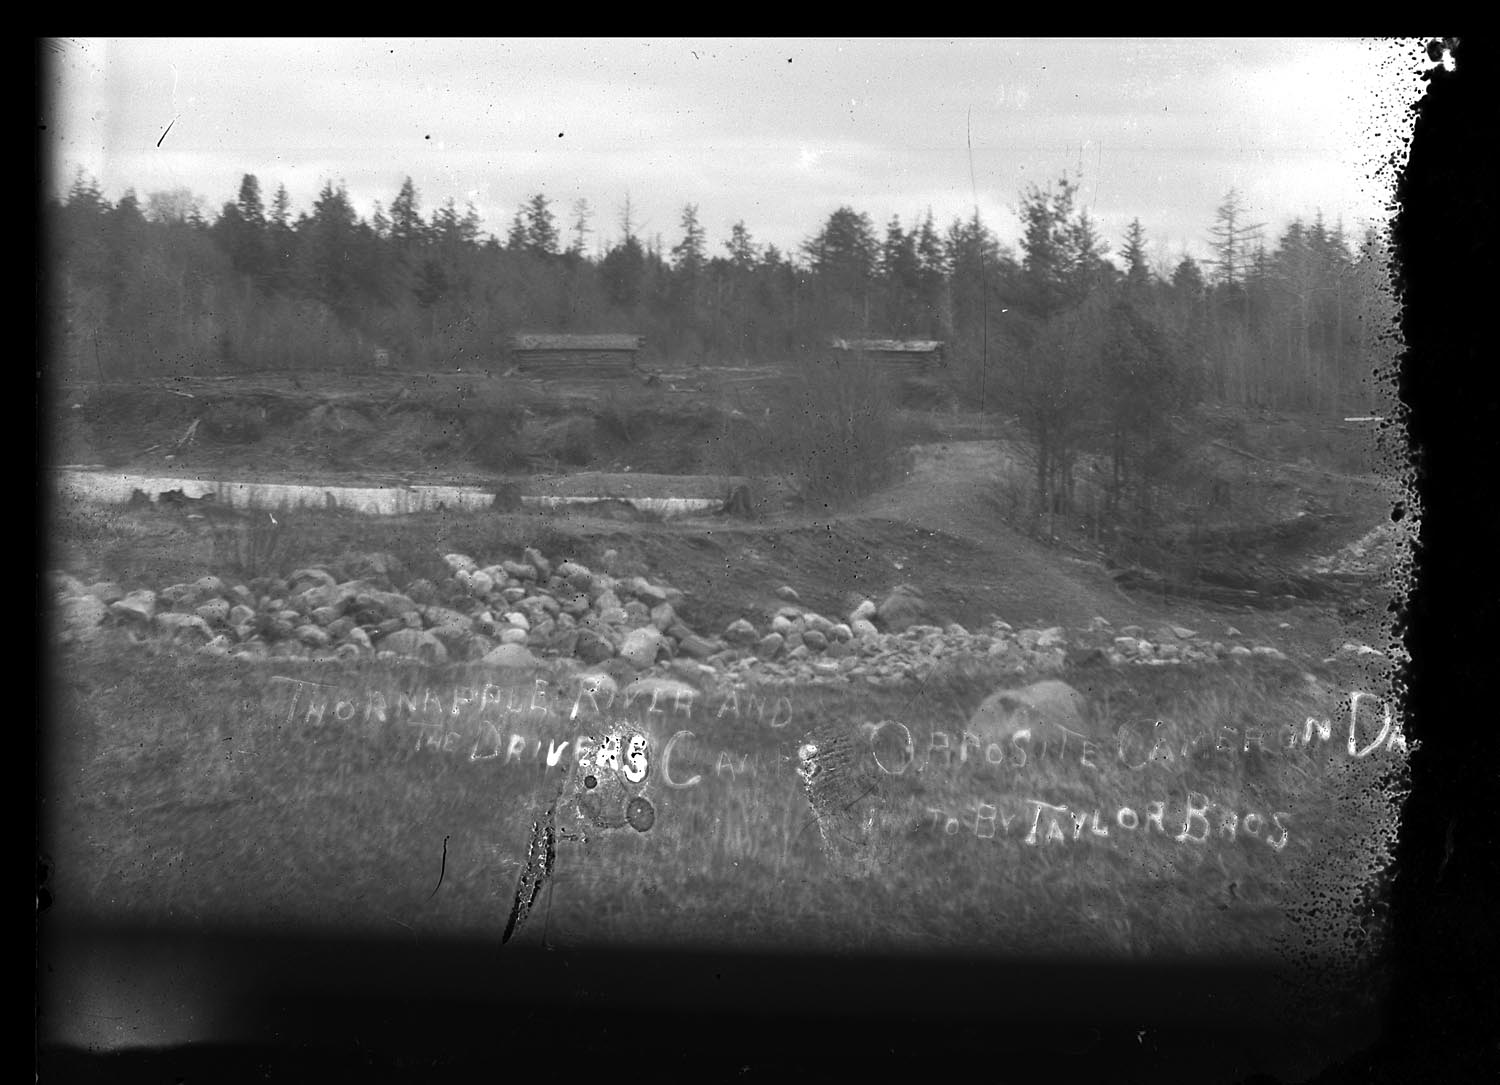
top-left (508, 334), bottom-right (646, 379)
top-left (829, 339), bottom-right (947, 369)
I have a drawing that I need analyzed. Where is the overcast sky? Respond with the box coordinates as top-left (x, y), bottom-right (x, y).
top-left (42, 37), bottom-right (1431, 269)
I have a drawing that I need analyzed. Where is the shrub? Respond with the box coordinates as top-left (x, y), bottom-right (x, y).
top-left (462, 402), bottom-right (529, 471)
top-left (730, 359), bottom-right (910, 507)
top-left (211, 507), bottom-right (294, 580)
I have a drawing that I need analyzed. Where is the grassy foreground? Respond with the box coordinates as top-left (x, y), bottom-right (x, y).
top-left (44, 632), bottom-right (1405, 977)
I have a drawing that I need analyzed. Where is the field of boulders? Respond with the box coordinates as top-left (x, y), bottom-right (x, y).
top-left (47, 534), bottom-right (1383, 694)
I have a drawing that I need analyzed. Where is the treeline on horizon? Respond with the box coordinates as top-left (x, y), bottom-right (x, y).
top-left (44, 167), bottom-right (1392, 504)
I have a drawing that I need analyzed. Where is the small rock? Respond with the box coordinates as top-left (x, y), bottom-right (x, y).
top-left (850, 619), bottom-right (879, 639)
top-left (50, 571), bottom-right (88, 599)
top-left (442, 553), bottom-right (477, 575)
top-left (198, 635), bottom-right (234, 657)
top-left (802, 629), bottom-right (829, 651)
top-left (620, 627), bottom-right (665, 669)
top-left (1225, 626), bottom-right (1243, 638)
top-left (557, 560), bottom-right (593, 583)
top-left (574, 628), bottom-right (616, 664)
top-left (1170, 625), bottom-right (1198, 640)
top-left (343, 551), bottom-right (405, 584)
top-left (326, 617), bottom-right (355, 640)
top-left (876, 585), bottom-right (929, 633)
top-left (468, 570), bottom-right (495, 597)
top-left (155, 612), bottom-right (214, 645)
top-left (776, 586), bottom-right (800, 602)
top-left (192, 575), bottom-right (227, 599)
top-left (1229, 646), bottom-right (1253, 658)
top-left (110, 590), bottom-right (157, 624)
top-left (297, 625), bottom-right (332, 648)
top-left (850, 599), bottom-right (877, 623)
top-left (677, 634), bottom-right (720, 660)
top-left (756, 632), bottom-right (785, 660)
top-left (1034, 626), bottom-right (1066, 650)
top-left (404, 578), bottom-right (439, 605)
top-left (650, 602), bottom-right (677, 632)
top-left (632, 580), bottom-right (669, 606)
top-left (522, 547), bottom-right (552, 580)
top-left (482, 643), bottom-right (539, 669)
top-left (378, 627), bottom-right (448, 664)
top-left (724, 619), bottom-right (758, 645)
top-left (771, 614), bottom-right (795, 636)
top-left (804, 612), bottom-right (836, 637)
top-left (85, 581), bottom-right (127, 605)
top-left (57, 595), bottom-right (107, 642)
top-left (575, 671), bottom-right (619, 702)
top-left (1252, 646), bottom-right (1288, 661)
top-left (288, 567), bottom-right (337, 593)
top-left (157, 583), bottom-right (199, 611)
top-left (196, 599), bottom-right (232, 625)
top-left (502, 560), bottom-right (537, 581)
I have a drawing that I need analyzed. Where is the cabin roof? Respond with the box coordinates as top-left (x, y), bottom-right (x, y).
top-left (829, 339), bottom-right (945, 353)
top-left (510, 334), bottom-right (644, 352)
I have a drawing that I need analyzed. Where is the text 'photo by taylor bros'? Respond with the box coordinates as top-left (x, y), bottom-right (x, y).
top-left (263, 672), bottom-right (1406, 853)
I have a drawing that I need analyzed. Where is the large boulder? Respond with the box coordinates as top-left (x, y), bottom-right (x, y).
top-left (967, 680), bottom-right (1096, 750)
top-left (875, 585), bottom-right (931, 633)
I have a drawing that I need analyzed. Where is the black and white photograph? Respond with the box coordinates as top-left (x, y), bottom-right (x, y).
top-left (38, 36), bottom-right (1475, 1078)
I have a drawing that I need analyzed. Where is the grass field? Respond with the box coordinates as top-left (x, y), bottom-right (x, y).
top-left (45, 626), bottom-right (1405, 984)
